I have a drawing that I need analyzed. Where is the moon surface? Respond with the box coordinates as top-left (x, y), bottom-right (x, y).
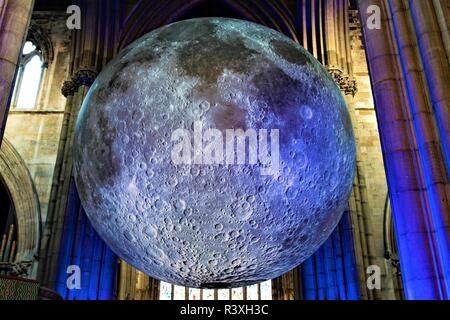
top-left (73, 18), bottom-right (356, 288)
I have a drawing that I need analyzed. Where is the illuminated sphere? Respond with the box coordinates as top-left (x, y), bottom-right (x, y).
top-left (73, 18), bottom-right (356, 288)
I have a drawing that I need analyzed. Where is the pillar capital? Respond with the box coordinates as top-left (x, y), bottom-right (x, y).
top-left (61, 67), bottom-right (98, 97)
top-left (326, 66), bottom-right (358, 97)
top-left (72, 68), bottom-right (98, 88)
top-left (61, 80), bottom-right (77, 97)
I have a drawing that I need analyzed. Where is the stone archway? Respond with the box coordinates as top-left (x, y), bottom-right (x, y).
top-left (27, 20), bottom-right (54, 66)
top-left (0, 138), bottom-right (41, 276)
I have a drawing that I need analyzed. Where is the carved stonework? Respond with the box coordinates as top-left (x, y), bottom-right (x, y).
top-left (344, 78), bottom-right (358, 97)
top-left (61, 80), bottom-right (77, 97)
top-left (61, 68), bottom-right (98, 97)
top-left (73, 68), bottom-right (98, 88)
top-left (326, 66), bottom-right (358, 97)
top-left (28, 21), bottom-right (54, 64)
top-left (0, 261), bottom-right (33, 277)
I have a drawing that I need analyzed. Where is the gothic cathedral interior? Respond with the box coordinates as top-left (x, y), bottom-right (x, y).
top-left (0, 0), bottom-right (449, 302)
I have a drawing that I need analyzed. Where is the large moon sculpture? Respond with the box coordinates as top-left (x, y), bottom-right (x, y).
top-left (73, 18), bottom-right (356, 288)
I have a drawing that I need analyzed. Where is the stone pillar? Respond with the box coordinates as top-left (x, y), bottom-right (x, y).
top-left (0, 0), bottom-right (35, 145)
top-left (409, 0), bottom-right (450, 173)
top-left (295, 0), bottom-right (391, 300)
top-left (357, 0), bottom-right (450, 299)
top-left (272, 269), bottom-right (297, 300)
top-left (325, 0), bottom-right (381, 300)
top-left (117, 260), bottom-right (161, 300)
top-left (117, 261), bottom-right (138, 300)
top-left (38, 0), bottom-right (120, 290)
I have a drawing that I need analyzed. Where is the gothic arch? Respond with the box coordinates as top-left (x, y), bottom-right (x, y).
top-left (0, 138), bottom-right (41, 264)
top-left (27, 21), bottom-right (54, 66)
top-left (117, 0), bottom-right (297, 52)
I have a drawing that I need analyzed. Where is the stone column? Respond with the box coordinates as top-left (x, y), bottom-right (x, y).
top-left (409, 0), bottom-right (450, 174)
top-left (295, 0), bottom-right (390, 300)
top-left (117, 261), bottom-right (137, 300)
top-left (358, 0), bottom-right (450, 299)
top-left (0, 0), bottom-right (35, 145)
top-left (38, 0), bottom-right (120, 290)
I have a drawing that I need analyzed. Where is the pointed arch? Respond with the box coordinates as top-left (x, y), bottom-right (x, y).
top-left (27, 21), bottom-right (54, 66)
top-left (0, 138), bottom-right (41, 267)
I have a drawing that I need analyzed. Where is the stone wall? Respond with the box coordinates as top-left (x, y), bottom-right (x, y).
top-left (4, 13), bottom-right (71, 223)
top-left (349, 10), bottom-right (395, 299)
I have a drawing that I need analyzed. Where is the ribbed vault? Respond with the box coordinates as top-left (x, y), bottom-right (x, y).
top-left (117, 0), bottom-right (297, 51)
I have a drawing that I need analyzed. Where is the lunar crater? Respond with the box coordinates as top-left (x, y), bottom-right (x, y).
top-left (73, 18), bottom-right (356, 288)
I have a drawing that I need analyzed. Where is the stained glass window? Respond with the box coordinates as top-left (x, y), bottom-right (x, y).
top-left (188, 288), bottom-right (201, 300)
top-left (11, 41), bottom-right (45, 110)
top-left (203, 289), bottom-right (215, 300)
top-left (247, 284), bottom-right (259, 300)
top-left (261, 280), bottom-right (272, 300)
top-left (159, 281), bottom-right (172, 300)
top-left (218, 289), bottom-right (230, 300)
top-left (174, 285), bottom-right (185, 300)
top-left (231, 288), bottom-right (244, 300)
top-left (159, 280), bottom-right (272, 300)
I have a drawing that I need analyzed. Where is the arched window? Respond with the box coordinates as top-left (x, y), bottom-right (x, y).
top-left (159, 280), bottom-right (272, 300)
top-left (11, 41), bottom-right (45, 110)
